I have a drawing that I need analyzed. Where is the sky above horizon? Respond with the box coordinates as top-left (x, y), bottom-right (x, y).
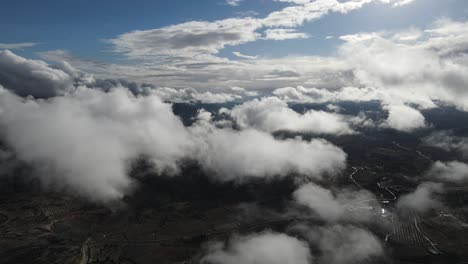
top-left (2, 0), bottom-right (468, 61)
top-left (1, 0), bottom-right (468, 107)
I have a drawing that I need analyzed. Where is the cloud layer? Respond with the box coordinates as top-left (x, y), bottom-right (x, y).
top-left (192, 122), bottom-right (347, 181)
top-left (201, 231), bottom-right (312, 264)
top-left (423, 131), bottom-right (468, 158)
top-left (0, 86), bottom-right (190, 202)
top-left (426, 161), bottom-right (468, 183)
top-left (382, 104), bottom-right (426, 132)
top-left (0, 51), bottom-right (353, 203)
top-left (293, 183), bottom-right (379, 222)
top-left (229, 97), bottom-right (357, 135)
top-left (290, 224), bottom-right (384, 264)
top-left (0, 50), bottom-right (74, 98)
top-left (43, 17), bottom-right (467, 117)
top-left (396, 182), bottom-right (444, 214)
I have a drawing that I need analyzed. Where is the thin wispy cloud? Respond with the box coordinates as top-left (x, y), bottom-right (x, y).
top-left (0, 42), bottom-right (37, 49)
top-left (225, 0), bottom-right (243, 6)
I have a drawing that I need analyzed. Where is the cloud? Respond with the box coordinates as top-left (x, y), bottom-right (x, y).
top-left (382, 104), bottom-right (426, 132)
top-left (316, 225), bottom-right (384, 264)
top-left (0, 50), bottom-right (74, 98)
top-left (293, 183), bottom-right (344, 221)
top-left (0, 80), bottom-right (347, 202)
top-left (290, 224), bottom-right (384, 264)
top-left (387, 0), bottom-right (415, 7)
top-left (225, 0), bottom-right (243, 6)
top-left (426, 161), bottom-right (468, 183)
top-left (396, 182), bottom-right (444, 214)
top-left (0, 149), bottom-right (22, 180)
top-left (35, 6), bottom-right (468, 113)
top-left (0, 42), bottom-right (37, 49)
top-left (38, 48), bottom-right (350, 97)
top-left (232, 51), bottom-right (258, 59)
top-left (229, 97), bottom-right (358, 135)
top-left (276, 0), bottom-right (414, 6)
top-left (272, 85), bottom-right (437, 109)
top-left (152, 87), bottom-right (242, 103)
top-left (338, 19), bottom-right (468, 111)
top-left (191, 115), bottom-right (347, 182)
top-left (200, 231), bottom-right (312, 264)
top-left (0, 86), bottom-right (191, 202)
top-left (340, 32), bottom-right (380, 42)
top-left (109, 18), bottom-right (262, 60)
top-left (264, 29), bottom-right (309, 40)
top-left (263, 0), bottom-right (359, 28)
top-left (423, 131), bottom-right (468, 158)
top-left (274, 0), bottom-right (311, 4)
top-left (108, 0), bottom-right (410, 62)
top-left (293, 183), bottom-right (379, 222)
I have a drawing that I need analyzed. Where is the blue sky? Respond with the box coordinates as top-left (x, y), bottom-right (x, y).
top-left (1, 0), bottom-right (283, 60)
top-left (2, 0), bottom-right (468, 61)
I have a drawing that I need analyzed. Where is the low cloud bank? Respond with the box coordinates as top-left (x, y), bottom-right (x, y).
top-left (0, 85), bottom-right (346, 203)
top-left (423, 131), bottom-right (468, 158)
top-left (396, 160), bottom-right (468, 214)
top-left (293, 183), bottom-right (379, 223)
top-left (426, 161), bottom-right (468, 184)
top-left (382, 104), bottom-right (427, 132)
top-left (201, 231), bottom-right (312, 264)
top-left (192, 115), bottom-right (346, 181)
top-left (201, 224), bottom-right (384, 264)
top-left (229, 97), bottom-right (361, 135)
top-left (0, 51), bottom-right (351, 204)
top-left (396, 182), bottom-right (444, 214)
top-left (0, 50), bottom-right (74, 98)
top-left (290, 224), bottom-right (384, 264)
top-left (0, 86), bottom-right (190, 202)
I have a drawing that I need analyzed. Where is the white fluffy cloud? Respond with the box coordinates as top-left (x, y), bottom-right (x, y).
top-left (109, 18), bottom-right (262, 60)
top-left (382, 104), bottom-right (426, 132)
top-left (396, 182), bottom-right (444, 214)
top-left (0, 86), bottom-right (191, 202)
top-left (0, 50), bottom-right (74, 98)
top-left (108, 0), bottom-right (411, 62)
top-left (293, 183), bottom-right (379, 222)
top-left (0, 81), bottom-right (347, 202)
top-left (398, 160), bottom-right (468, 214)
top-left (387, 0), bottom-right (415, 7)
top-left (276, 0), bottom-right (414, 7)
top-left (230, 97), bottom-right (357, 135)
top-left (293, 183), bottom-right (344, 221)
top-left (264, 0), bottom-right (369, 28)
top-left (272, 86), bottom-right (437, 109)
top-left (36, 10), bottom-right (468, 116)
top-left (313, 225), bottom-right (383, 264)
top-left (264, 29), bottom-right (309, 40)
top-left (423, 131), bottom-right (468, 158)
top-left (289, 224), bottom-right (384, 264)
top-left (426, 161), bottom-right (468, 183)
top-left (263, 19), bottom-right (468, 113)
top-left (201, 231), bottom-right (312, 264)
top-left (153, 87), bottom-right (242, 103)
top-left (191, 116), bottom-right (347, 181)
top-left (339, 19), bottom-right (468, 111)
